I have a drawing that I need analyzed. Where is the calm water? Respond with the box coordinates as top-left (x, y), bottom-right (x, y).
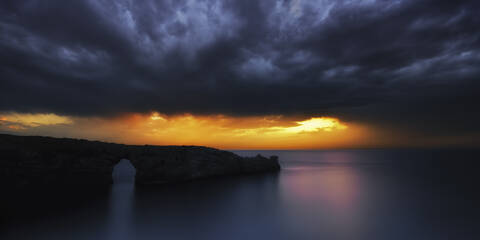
top-left (2, 149), bottom-right (479, 240)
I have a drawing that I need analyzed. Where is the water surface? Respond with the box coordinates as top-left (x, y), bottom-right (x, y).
top-left (2, 149), bottom-right (479, 240)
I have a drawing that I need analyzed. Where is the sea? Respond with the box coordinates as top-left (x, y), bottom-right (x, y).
top-left (1, 149), bottom-right (479, 240)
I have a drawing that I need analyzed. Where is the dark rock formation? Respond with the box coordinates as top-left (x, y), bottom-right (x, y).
top-left (128, 146), bottom-right (280, 184)
top-left (0, 134), bottom-right (280, 187)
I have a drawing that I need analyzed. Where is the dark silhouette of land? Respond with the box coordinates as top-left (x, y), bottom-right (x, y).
top-left (0, 134), bottom-right (280, 187)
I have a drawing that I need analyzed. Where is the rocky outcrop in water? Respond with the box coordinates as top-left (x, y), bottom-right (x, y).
top-left (0, 134), bottom-right (280, 187)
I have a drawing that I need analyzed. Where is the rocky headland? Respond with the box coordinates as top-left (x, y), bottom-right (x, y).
top-left (0, 134), bottom-right (280, 187)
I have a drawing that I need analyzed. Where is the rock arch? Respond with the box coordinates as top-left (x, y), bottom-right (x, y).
top-left (0, 134), bottom-right (280, 187)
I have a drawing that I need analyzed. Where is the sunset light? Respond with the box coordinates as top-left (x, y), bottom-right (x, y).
top-left (0, 113), bottom-right (73, 128)
top-left (0, 112), bottom-right (367, 149)
top-left (282, 117), bottom-right (348, 133)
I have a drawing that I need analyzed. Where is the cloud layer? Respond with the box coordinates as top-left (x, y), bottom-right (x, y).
top-left (1, 0), bottom-right (479, 139)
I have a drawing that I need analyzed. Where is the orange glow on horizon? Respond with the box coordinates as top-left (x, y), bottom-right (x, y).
top-left (0, 113), bottom-right (72, 127)
top-left (0, 112), bottom-right (374, 149)
top-left (1, 111), bottom-right (478, 149)
top-left (85, 113), bottom-right (368, 149)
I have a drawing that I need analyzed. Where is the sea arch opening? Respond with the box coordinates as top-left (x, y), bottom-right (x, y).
top-left (112, 159), bottom-right (136, 184)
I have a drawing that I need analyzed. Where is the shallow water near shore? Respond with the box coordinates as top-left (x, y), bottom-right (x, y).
top-left (2, 149), bottom-right (479, 240)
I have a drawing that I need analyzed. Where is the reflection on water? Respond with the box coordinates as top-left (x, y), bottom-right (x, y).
top-left (107, 159), bottom-right (136, 240)
top-left (281, 166), bottom-right (360, 239)
top-left (1, 149), bottom-right (479, 240)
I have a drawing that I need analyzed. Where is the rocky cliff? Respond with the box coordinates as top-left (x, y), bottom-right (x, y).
top-left (0, 134), bottom-right (280, 187)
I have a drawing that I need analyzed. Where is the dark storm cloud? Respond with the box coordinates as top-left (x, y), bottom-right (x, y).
top-left (1, 0), bottom-right (480, 137)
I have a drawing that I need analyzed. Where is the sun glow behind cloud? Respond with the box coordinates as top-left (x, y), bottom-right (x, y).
top-left (280, 118), bottom-right (348, 133)
top-left (0, 112), bottom-right (372, 149)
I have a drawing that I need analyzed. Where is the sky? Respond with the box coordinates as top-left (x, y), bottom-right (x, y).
top-left (0, 0), bottom-right (479, 149)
